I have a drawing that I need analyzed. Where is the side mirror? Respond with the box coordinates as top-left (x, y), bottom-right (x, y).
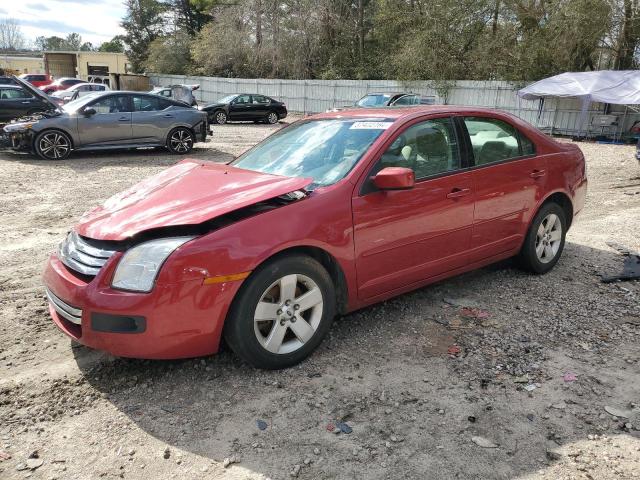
top-left (372, 167), bottom-right (415, 190)
top-left (83, 107), bottom-right (96, 116)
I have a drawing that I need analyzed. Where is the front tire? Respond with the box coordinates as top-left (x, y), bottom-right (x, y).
top-left (518, 202), bottom-right (567, 274)
top-left (34, 130), bottom-right (72, 160)
top-left (214, 110), bottom-right (227, 125)
top-left (224, 255), bottom-right (336, 369)
top-left (166, 127), bottom-right (194, 154)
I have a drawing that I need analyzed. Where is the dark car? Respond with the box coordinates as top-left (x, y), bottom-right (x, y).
top-left (0, 84), bottom-right (57, 123)
top-left (0, 76), bottom-right (19, 86)
top-left (201, 94), bottom-right (287, 125)
top-left (41, 78), bottom-right (85, 94)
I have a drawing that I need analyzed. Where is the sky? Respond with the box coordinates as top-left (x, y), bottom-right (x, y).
top-left (0, 0), bottom-right (127, 47)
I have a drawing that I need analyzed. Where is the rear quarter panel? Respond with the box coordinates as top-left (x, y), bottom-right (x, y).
top-left (539, 141), bottom-right (587, 220)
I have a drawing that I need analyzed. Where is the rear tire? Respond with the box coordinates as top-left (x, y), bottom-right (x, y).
top-left (34, 130), bottom-right (72, 160)
top-left (518, 202), bottom-right (567, 274)
top-left (166, 127), bottom-right (194, 154)
top-left (266, 111), bottom-right (279, 124)
top-left (224, 255), bottom-right (336, 369)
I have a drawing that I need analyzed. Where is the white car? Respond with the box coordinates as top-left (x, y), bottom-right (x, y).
top-left (52, 83), bottom-right (111, 104)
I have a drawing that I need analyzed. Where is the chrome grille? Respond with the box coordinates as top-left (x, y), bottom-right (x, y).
top-left (46, 288), bottom-right (82, 325)
top-left (58, 231), bottom-right (116, 276)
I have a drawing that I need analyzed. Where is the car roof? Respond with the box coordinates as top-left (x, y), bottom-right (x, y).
top-left (313, 105), bottom-right (515, 120)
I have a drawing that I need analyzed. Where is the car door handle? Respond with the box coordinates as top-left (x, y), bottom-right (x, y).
top-left (21, 101), bottom-right (31, 104)
top-left (163, 114), bottom-right (174, 118)
top-left (118, 117), bottom-right (129, 121)
top-left (446, 188), bottom-right (471, 199)
top-left (530, 169), bottom-right (546, 178)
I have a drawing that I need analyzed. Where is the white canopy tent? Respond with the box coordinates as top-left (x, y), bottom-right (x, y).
top-left (517, 70), bottom-right (640, 137)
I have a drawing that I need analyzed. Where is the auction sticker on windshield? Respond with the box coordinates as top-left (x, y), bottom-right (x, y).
top-left (349, 121), bottom-right (394, 130)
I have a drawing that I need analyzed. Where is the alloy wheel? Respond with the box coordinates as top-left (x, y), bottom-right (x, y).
top-left (169, 129), bottom-right (193, 153)
top-left (38, 132), bottom-right (70, 159)
top-left (215, 112), bottom-right (227, 124)
top-left (267, 112), bottom-right (278, 124)
top-left (253, 273), bottom-right (323, 355)
top-left (535, 213), bottom-right (562, 263)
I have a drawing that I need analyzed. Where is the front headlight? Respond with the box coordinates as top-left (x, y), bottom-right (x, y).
top-left (111, 237), bottom-right (194, 292)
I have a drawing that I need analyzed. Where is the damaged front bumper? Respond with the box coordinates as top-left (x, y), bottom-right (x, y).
top-left (3, 124), bottom-right (35, 151)
top-left (7, 129), bottom-right (34, 151)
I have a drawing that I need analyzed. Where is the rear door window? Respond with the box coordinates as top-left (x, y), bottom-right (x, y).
top-left (252, 95), bottom-right (270, 104)
top-left (132, 95), bottom-right (173, 111)
top-left (464, 117), bottom-right (533, 166)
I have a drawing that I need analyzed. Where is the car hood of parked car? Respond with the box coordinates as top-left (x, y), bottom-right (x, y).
top-left (75, 159), bottom-right (313, 241)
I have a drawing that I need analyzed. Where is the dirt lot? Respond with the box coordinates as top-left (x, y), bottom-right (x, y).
top-left (0, 118), bottom-right (639, 480)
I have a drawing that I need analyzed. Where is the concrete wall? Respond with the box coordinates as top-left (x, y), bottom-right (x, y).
top-left (0, 56), bottom-right (45, 74)
top-left (149, 74), bottom-right (640, 138)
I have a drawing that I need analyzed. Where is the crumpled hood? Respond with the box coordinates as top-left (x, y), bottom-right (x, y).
top-left (76, 160), bottom-right (312, 241)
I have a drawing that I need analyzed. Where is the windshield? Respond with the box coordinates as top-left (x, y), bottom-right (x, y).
top-left (356, 94), bottom-right (391, 107)
top-left (231, 119), bottom-right (392, 187)
top-left (217, 94), bottom-right (237, 104)
top-left (62, 92), bottom-right (103, 113)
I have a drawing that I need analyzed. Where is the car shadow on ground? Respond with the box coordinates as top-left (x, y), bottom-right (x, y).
top-left (72, 241), bottom-right (639, 479)
top-left (0, 145), bottom-right (234, 172)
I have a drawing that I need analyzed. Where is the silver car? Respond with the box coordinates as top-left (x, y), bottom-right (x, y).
top-left (4, 78), bottom-right (208, 160)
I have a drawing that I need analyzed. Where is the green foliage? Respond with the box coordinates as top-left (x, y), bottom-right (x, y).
top-left (145, 31), bottom-right (193, 74)
top-left (99, 36), bottom-right (126, 53)
top-left (34, 33), bottom-right (94, 51)
top-left (121, 0), bottom-right (167, 72)
top-left (126, 0), bottom-right (640, 79)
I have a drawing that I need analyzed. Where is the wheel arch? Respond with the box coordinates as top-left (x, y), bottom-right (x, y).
top-left (538, 190), bottom-right (574, 229)
top-left (248, 245), bottom-right (349, 316)
top-left (33, 127), bottom-right (75, 150)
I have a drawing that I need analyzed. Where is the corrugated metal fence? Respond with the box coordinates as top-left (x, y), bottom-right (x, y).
top-left (149, 74), bottom-right (639, 138)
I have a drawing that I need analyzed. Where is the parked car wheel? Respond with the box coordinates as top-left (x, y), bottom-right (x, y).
top-left (166, 127), bottom-right (194, 154)
top-left (266, 111), bottom-right (279, 124)
top-left (518, 202), bottom-right (566, 274)
top-left (34, 130), bottom-right (72, 160)
top-left (214, 110), bottom-right (227, 125)
top-left (224, 254), bottom-right (336, 369)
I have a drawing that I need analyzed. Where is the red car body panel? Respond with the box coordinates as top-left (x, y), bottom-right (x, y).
top-left (19, 74), bottom-right (53, 87)
top-left (43, 106), bottom-right (587, 359)
top-left (76, 160), bottom-right (312, 241)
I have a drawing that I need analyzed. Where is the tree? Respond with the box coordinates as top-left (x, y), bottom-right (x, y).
top-left (0, 18), bottom-right (26, 51)
top-left (34, 33), bottom-right (92, 51)
top-left (145, 31), bottom-right (192, 73)
top-left (64, 33), bottom-right (83, 51)
top-left (121, 0), bottom-right (167, 72)
top-left (99, 36), bottom-right (126, 53)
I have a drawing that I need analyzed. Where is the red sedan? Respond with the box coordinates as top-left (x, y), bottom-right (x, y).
top-left (43, 106), bottom-right (587, 368)
top-left (40, 77), bottom-right (85, 94)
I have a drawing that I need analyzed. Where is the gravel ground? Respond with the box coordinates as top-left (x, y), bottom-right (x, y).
top-left (0, 118), bottom-right (639, 480)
